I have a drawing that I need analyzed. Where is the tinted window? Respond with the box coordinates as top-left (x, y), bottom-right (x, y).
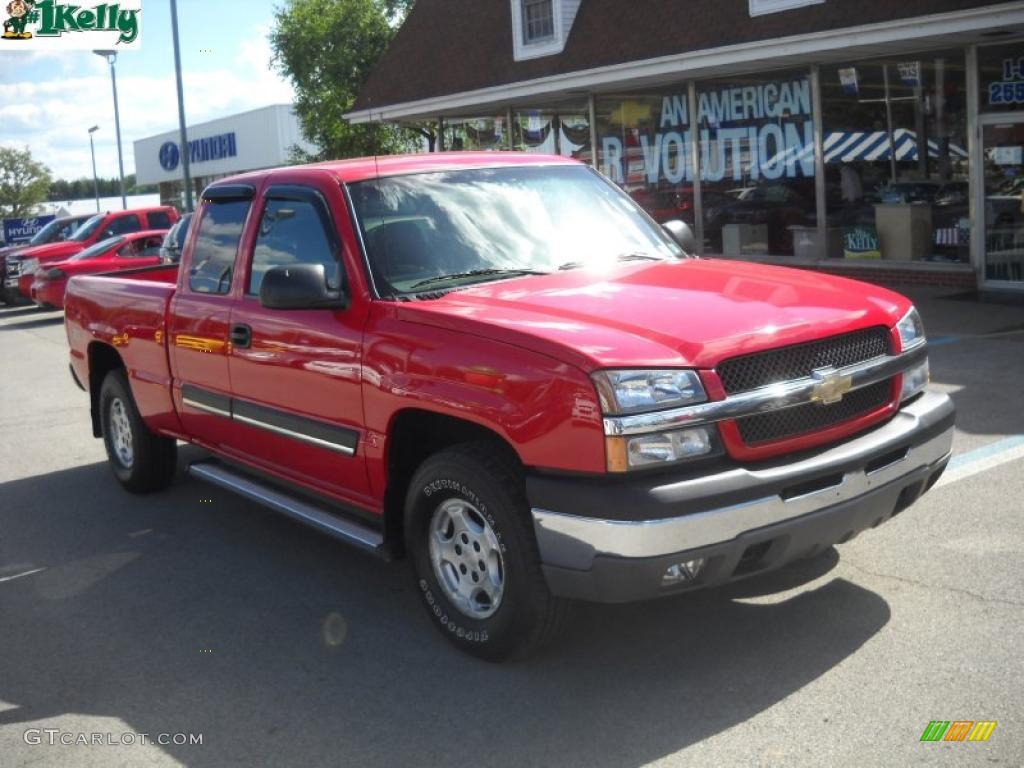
top-left (106, 215), bottom-right (142, 236)
top-left (148, 210), bottom-right (172, 229)
top-left (71, 215), bottom-right (105, 242)
top-left (70, 236), bottom-right (123, 261)
top-left (189, 200), bottom-right (251, 294)
top-left (248, 196), bottom-right (338, 295)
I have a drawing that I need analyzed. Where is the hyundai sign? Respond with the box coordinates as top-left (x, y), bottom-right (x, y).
top-left (3, 216), bottom-right (56, 245)
top-left (158, 132), bottom-right (238, 172)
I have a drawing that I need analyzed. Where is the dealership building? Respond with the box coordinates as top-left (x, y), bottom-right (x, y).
top-left (349, 0), bottom-right (1024, 291)
top-left (134, 104), bottom-right (317, 209)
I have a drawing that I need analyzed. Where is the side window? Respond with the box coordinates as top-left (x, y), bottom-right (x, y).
top-left (116, 240), bottom-right (139, 259)
top-left (107, 215), bottom-right (141, 236)
top-left (147, 210), bottom-right (172, 229)
top-left (247, 194), bottom-right (339, 296)
top-left (189, 200), bottom-right (252, 295)
top-left (139, 235), bottom-right (164, 257)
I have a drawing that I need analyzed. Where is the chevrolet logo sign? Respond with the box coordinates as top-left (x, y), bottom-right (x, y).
top-left (810, 367), bottom-right (853, 405)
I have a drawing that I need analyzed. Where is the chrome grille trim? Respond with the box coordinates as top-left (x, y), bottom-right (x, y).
top-left (603, 343), bottom-right (926, 438)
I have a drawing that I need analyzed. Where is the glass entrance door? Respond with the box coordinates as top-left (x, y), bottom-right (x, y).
top-left (982, 121), bottom-right (1024, 286)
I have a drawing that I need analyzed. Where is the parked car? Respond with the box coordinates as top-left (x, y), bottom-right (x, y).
top-left (29, 231), bottom-right (166, 310)
top-left (0, 215), bottom-right (92, 304)
top-left (159, 212), bottom-right (193, 264)
top-left (5, 206), bottom-right (178, 302)
top-left (64, 152), bottom-right (952, 661)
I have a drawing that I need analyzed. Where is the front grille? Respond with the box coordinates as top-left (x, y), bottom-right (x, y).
top-left (718, 327), bottom-right (891, 395)
top-left (736, 380), bottom-right (891, 445)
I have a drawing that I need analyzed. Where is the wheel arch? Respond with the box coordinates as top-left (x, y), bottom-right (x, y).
top-left (87, 341), bottom-right (125, 437)
top-left (382, 408), bottom-right (523, 558)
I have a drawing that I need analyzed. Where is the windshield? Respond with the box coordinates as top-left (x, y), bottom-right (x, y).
top-left (70, 214), bottom-right (105, 242)
top-left (28, 219), bottom-right (65, 245)
top-left (70, 236), bottom-right (123, 261)
top-left (348, 165), bottom-right (684, 296)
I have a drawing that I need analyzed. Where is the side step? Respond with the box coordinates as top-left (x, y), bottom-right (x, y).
top-left (187, 460), bottom-right (385, 555)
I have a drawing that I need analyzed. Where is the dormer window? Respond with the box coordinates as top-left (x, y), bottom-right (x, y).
top-left (510, 0), bottom-right (580, 61)
top-left (522, 0), bottom-right (555, 44)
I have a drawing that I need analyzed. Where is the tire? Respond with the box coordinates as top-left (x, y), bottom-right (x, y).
top-left (99, 369), bottom-right (177, 493)
top-left (405, 442), bottom-right (572, 661)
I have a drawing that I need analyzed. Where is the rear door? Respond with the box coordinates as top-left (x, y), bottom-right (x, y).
top-left (168, 184), bottom-right (257, 448)
top-left (226, 177), bottom-right (372, 505)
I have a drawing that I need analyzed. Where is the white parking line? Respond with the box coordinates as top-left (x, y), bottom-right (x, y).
top-left (935, 436), bottom-right (1024, 489)
top-left (0, 567), bottom-right (46, 584)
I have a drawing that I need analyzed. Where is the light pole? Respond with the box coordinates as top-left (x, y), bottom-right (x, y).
top-left (170, 0), bottom-right (194, 211)
top-left (88, 125), bottom-right (101, 212)
top-left (93, 49), bottom-right (127, 210)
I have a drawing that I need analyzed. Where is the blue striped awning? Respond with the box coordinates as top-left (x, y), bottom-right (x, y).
top-left (824, 129), bottom-right (968, 164)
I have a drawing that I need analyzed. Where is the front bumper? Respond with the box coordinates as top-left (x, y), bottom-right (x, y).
top-left (529, 391), bottom-right (954, 603)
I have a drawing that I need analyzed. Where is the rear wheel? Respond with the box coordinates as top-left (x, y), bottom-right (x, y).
top-left (100, 369), bottom-right (177, 493)
top-left (405, 442), bottom-right (572, 661)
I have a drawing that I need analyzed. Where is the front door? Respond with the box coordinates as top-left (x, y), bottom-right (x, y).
top-left (226, 179), bottom-right (373, 508)
top-left (981, 120), bottom-right (1024, 288)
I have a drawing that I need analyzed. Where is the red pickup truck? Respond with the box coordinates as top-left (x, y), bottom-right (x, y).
top-left (64, 153), bottom-right (954, 660)
top-left (5, 206), bottom-right (178, 302)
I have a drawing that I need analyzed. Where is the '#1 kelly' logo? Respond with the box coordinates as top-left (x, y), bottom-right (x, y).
top-left (920, 720), bottom-right (997, 742)
top-left (1, 0), bottom-right (139, 43)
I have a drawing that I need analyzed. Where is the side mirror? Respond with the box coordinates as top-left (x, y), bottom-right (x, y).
top-left (259, 263), bottom-right (347, 310)
top-left (662, 219), bottom-right (697, 254)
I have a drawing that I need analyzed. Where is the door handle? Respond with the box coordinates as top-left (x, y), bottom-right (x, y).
top-left (229, 323), bottom-right (252, 349)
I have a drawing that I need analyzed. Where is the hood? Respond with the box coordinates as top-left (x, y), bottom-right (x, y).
top-left (12, 241), bottom-right (85, 263)
top-left (0, 243), bottom-right (32, 259)
top-left (395, 259), bottom-right (911, 370)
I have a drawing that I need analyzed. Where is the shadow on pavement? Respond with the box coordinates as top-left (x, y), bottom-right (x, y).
top-left (0, 458), bottom-right (889, 767)
top-left (0, 315), bottom-right (64, 332)
top-left (0, 305), bottom-right (51, 320)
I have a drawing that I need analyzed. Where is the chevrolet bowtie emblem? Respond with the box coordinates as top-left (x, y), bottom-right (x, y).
top-left (810, 367), bottom-right (853, 405)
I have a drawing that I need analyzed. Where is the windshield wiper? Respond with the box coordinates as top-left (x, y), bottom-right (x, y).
top-left (557, 252), bottom-right (663, 271)
top-left (410, 269), bottom-right (547, 290)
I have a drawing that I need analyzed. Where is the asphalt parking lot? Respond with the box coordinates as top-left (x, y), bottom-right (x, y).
top-left (0, 288), bottom-right (1022, 768)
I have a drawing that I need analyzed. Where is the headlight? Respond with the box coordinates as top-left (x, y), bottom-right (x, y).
top-left (901, 358), bottom-right (930, 402)
top-left (22, 258), bottom-right (39, 274)
top-left (896, 306), bottom-right (926, 351)
top-left (592, 369), bottom-right (706, 415)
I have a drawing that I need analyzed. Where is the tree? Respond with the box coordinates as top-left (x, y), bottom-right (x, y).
top-left (0, 146), bottom-right (53, 220)
top-left (270, 0), bottom-right (430, 160)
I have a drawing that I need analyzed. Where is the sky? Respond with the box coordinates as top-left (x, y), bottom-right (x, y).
top-left (0, 0), bottom-right (296, 182)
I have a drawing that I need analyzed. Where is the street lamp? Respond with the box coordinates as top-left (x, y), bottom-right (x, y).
top-left (93, 49), bottom-right (127, 210)
top-left (88, 125), bottom-right (101, 213)
top-left (170, 0), bottom-right (194, 211)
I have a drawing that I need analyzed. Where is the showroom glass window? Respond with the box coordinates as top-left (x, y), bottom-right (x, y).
top-left (443, 116), bottom-right (511, 151)
top-left (820, 51), bottom-right (968, 262)
top-left (977, 43), bottom-right (1024, 283)
top-left (594, 90), bottom-right (696, 229)
top-left (514, 107), bottom-right (590, 159)
top-left (696, 70), bottom-right (817, 258)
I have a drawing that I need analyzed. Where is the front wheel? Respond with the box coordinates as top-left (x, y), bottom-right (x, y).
top-left (100, 369), bottom-right (177, 493)
top-left (405, 442), bottom-right (572, 661)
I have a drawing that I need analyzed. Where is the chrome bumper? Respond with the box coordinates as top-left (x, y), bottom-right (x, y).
top-left (530, 391), bottom-right (954, 597)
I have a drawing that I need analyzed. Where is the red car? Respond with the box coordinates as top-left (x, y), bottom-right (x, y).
top-left (6, 206), bottom-right (178, 301)
top-left (64, 153), bottom-right (953, 660)
top-left (30, 231), bottom-right (167, 310)
top-left (1, 215), bottom-right (93, 304)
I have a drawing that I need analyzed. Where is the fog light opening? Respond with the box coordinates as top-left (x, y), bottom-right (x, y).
top-left (661, 558), bottom-right (706, 586)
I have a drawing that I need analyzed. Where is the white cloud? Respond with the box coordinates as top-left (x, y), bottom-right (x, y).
top-left (0, 26), bottom-right (294, 181)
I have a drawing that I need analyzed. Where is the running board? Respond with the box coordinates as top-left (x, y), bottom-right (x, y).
top-left (187, 460), bottom-right (385, 554)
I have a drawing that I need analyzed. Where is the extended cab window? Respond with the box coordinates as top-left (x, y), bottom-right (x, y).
top-left (189, 199), bottom-right (251, 295)
top-left (147, 210), bottom-right (172, 229)
top-left (248, 193), bottom-right (340, 296)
